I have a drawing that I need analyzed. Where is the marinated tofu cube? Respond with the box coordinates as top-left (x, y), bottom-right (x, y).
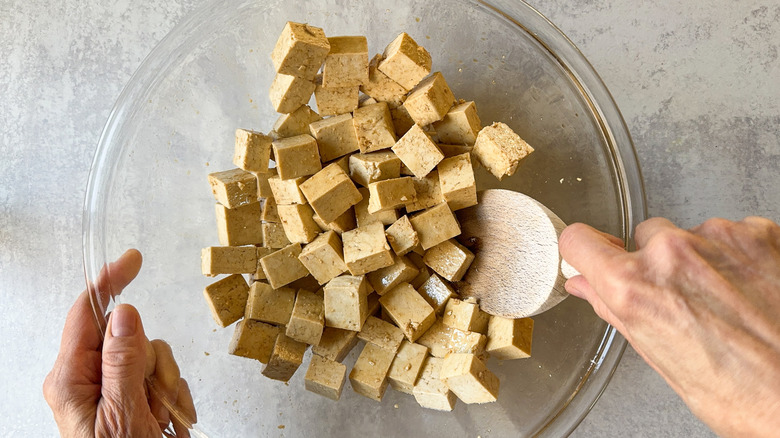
top-left (228, 319), bottom-right (280, 364)
top-left (440, 353), bottom-right (499, 404)
top-left (438, 153), bottom-right (477, 211)
top-left (385, 215), bottom-right (419, 256)
top-left (245, 282), bottom-right (296, 326)
top-left (273, 105), bottom-right (322, 138)
top-left (258, 243), bottom-right (309, 288)
top-left (261, 197), bottom-right (280, 223)
top-left (441, 297), bottom-right (489, 334)
top-left (357, 316), bottom-right (405, 352)
top-left (254, 247), bottom-right (274, 280)
top-left (391, 104), bottom-right (415, 137)
top-left (367, 177), bottom-right (416, 214)
top-left (377, 32), bottom-right (432, 90)
top-left (286, 289), bottom-right (325, 345)
top-left (349, 342), bottom-right (395, 401)
top-left (437, 143), bottom-right (473, 158)
top-left (416, 320), bottom-right (486, 358)
top-left (423, 239), bottom-right (474, 282)
top-left (432, 101), bottom-right (481, 145)
top-left (323, 275), bottom-right (370, 331)
top-left (322, 36), bottom-right (369, 88)
top-left (342, 222), bottom-right (395, 275)
top-left (201, 246), bottom-right (257, 276)
top-left (366, 255), bottom-right (420, 295)
top-left (405, 170), bottom-right (443, 213)
top-left (313, 327), bottom-right (359, 362)
top-left (388, 340), bottom-right (428, 394)
top-left (208, 168), bottom-right (259, 209)
top-left (409, 203), bottom-right (461, 250)
top-left (255, 167), bottom-right (277, 199)
top-left (472, 122), bottom-right (535, 180)
top-left (298, 230), bottom-right (348, 285)
top-left (379, 282), bottom-right (435, 342)
top-left (262, 222), bottom-right (291, 249)
top-left (392, 124), bottom-right (444, 178)
top-left (234, 129), bottom-right (273, 173)
top-left (309, 113), bottom-right (361, 162)
top-left (203, 274), bottom-right (250, 328)
top-left (353, 102), bottom-right (397, 153)
top-left (486, 316), bottom-right (533, 360)
top-left (277, 203), bottom-right (320, 244)
top-left (403, 72), bottom-right (455, 126)
top-left (270, 21), bottom-right (330, 80)
top-left (272, 134), bottom-right (322, 180)
top-left (314, 74), bottom-right (359, 116)
top-left (268, 175), bottom-right (307, 204)
top-left (215, 202), bottom-right (263, 246)
top-left (413, 357), bottom-right (457, 411)
top-left (349, 151), bottom-right (401, 187)
top-left (305, 355), bottom-right (347, 401)
top-left (417, 273), bottom-right (457, 316)
top-left (269, 73), bottom-right (316, 114)
top-left (300, 163), bottom-right (362, 223)
top-left (354, 187), bottom-right (399, 227)
top-left (360, 54), bottom-right (407, 107)
top-left (312, 208), bottom-right (356, 235)
top-left (262, 333), bottom-right (307, 382)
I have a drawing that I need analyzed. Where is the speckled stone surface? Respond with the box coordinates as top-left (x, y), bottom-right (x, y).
top-left (0, 0), bottom-right (776, 436)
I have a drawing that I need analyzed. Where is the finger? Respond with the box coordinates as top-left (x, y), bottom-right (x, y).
top-left (565, 276), bottom-right (629, 336)
top-left (145, 338), bottom-right (156, 379)
top-left (171, 378), bottom-right (197, 437)
top-left (634, 217), bottom-right (678, 250)
top-left (149, 340), bottom-right (181, 429)
top-left (90, 249), bottom-right (144, 312)
top-left (559, 223), bottom-right (626, 283)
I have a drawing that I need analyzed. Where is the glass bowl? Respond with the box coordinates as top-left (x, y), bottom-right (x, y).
top-left (83, 0), bottom-right (646, 436)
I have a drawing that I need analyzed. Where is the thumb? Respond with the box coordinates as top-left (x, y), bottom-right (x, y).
top-left (101, 304), bottom-right (148, 410)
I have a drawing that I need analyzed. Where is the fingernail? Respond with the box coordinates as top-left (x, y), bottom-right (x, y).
top-left (111, 306), bottom-right (137, 337)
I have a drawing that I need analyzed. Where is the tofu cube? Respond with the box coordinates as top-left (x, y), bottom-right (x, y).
top-left (472, 122), bottom-right (535, 180)
top-left (409, 203), bottom-right (461, 250)
top-left (391, 104), bottom-right (415, 137)
top-left (403, 72), bottom-right (455, 126)
top-left (423, 239), bottom-right (475, 282)
top-left (410, 265), bottom-right (432, 290)
top-left (439, 353), bottom-right (499, 404)
top-left (277, 203), bottom-right (320, 244)
top-left (234, 129), bottom-right (273, 173)
top-left (360, 95), bottom-right (379, 107)
top-left (201, 246), bottom-right (257, 276)
top-left (305, 354), bottom-right (347, 401)
top-left (262, 333), bottom-right (307, 382)
top-left (322, 36), bottom-right (369, 88)
top-left (366, 255), bottom-right (420, 295)
top-left (323, 275), bottom-right (370, 331)
top-left (313, 327), bottom-right (359, 362)
top-left (360, 54), bottom-right (407, 106)
top-left (353, 102), bottom-right (397, 153)
top-left (416, 321), bottom-right (487, 358)
top-left (298, 230), bottom-right (348, 285)
top-left (272, 134), bottom-right (322, 180)
top-left (377, 32), bottom-right (432, 91)
top-left (208, 168), bottom-right (259, 209)
top-left (385, 215), bottom-right (419, 256)
top-left (438, 153), bottom-right (477, 211)
top-left (413, 357), bottom-right (457, 411)
top-left (269, 73), bottom-right (316, 114)
top-left (437, 143), bottom-right (473, 158)
top-left (392, 124), bottom-right (444, 178)
top-left (349, 342), bottom-right (395, 401)
top-left (262, 222), bottom-right (291, 249)
top-left (261, 197), bottom-right (280, 223)
top-left (245, 282), bottom-right (296, 326)
top-left (254, 247), bottom-right (273, 280)
top-left (326, 154), bottom-right (352, 175)
top-left (270, 22), bottom-right (330, 80)
top-left (215, 202), bottom-right (262, 247)
top-left (387, 340), bottom-right (428, 394)
top-left (273, 105), bottom-right (322, 138)
top-left (432, 101), bottom-right (482, 145)
top-left (203, 274), bottom-right (250, 327)
top-left (228, 319), bottom-right (281, 364)
top-left (441, 298), bottom-right (489, 334)
top-left (486, 316), bottom-right (534, 360)
top-left (314, 74), bottom-right (359, 116)
top-left (286, 289), bottom-right (325, 345)
top-left (300, 163), bottom-right (363, 223)
top-left (255, 167), bottom-right (277, 199)
top-left (367, 291), bottom-right (382, 315)
top-left (354, 187), bottom-right (399, 228)
top-left (309, 113), bottom-right (361, 162)
top-left (258, 243), bottom-right (309, 289)
top-left (367, 177), bottom-right (416, 214)
top-left (405, 170), bottom-right (443, 213)
top-left (342, 222), bottom-right (395, 275)
top-left (417, 273), bottom-right (457, 316)
top-left (379, 282), bottom-right (436, 342)
top-left (268, 175), bottom-right (307, 204)
top-left (312, 208), bottom-right (356, 235)
top-left (357, 316), bottom-right (405, 352)
top-left (349, 151), bottom-right (401, 187)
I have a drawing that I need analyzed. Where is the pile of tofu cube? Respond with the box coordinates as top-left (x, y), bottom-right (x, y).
top-left (201, 22), bottom-right (535, 410)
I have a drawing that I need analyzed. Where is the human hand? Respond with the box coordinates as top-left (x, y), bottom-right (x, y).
top-left (559, 217), bottom-right (780, 438)
top-left (44, 249), bottom-right (197, 437)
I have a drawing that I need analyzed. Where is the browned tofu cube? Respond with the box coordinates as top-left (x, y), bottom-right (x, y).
top-left (268, 175), bottom-right (307, 205)
top-left (440, 353), bottom-right (499, 404)
top-left (366, 255), bottom-right (420, 295)
top-left (377, 32), bottom-right (432, 90)
top-left (234, 129), bottom-right (273, 173)
top-left (472, 122), bottom-right (535, 180)
top-left (392, 124), bottom-right (444, 178)
top-left (416, 320), bottom-right (486, 358)
top-left (305, 354), bottom-right (347, 401)
top-left (203, 274), bottom-right (250, 327)
top-left (353, 102), bottom-right (397, 153)
top-left (309, 113), bottom-right (361, 162)
top-left (403, 72), bottom-right (455, 126)
top-left (298, 230), bottom-right (348, 285)
top-left (423, 239), bottom-right (474, 282)
top-left (367, 177), bottom-right (416, 214)
top-left (270, 21), bottom-right (329, 80)
top-left (437, 153), bottom-right (477, 211)
top-left (273, 105), bottom-right (322, 138)
top-left (417, 273), bottom-right (457, 316)
top-left (348, 151), bottom-right (401, 187)
top-left (262, 222), bottom-right (291, 249)
top-left (201, 246), bottom-right (257, 276)
top-left (360, 54), bottom-right (407, 106)
top-left (277, 203), bottom-right (320, 244)
top-left (314, 74), bottom-right (359, 116)
top-left (313, 327), bottom-right (359, 362)
top-left (272, 134), bottom-right (322, 180)
top-left (269, 73), bottom-right (316, 114)
top-left (322, 36), bottom-right (369, 88)
top-left (357, 316), bottom-right (404, 352)
top-left (208, 168), bottom-right (259, 209)
top-left (432, 101), bottom-right (481, 145)
top-left (323, 275), bottom-right (371, 331)
top-left (349, 342), bottom-right (395, 401)
top-left (354, 187), bottom-right (399, 228)
top-left (215, 202), bottom-right (263, 246)
top-left (228, 318), bottom-right (280, 364)
top-left (413, 357), bottom-right (457, 411)
top-left (262, 333), bottom-right (307, 382)
top-left (409, 203), bottom-right (461, 250)
top-left (258, 243), bottom-right (309, 289)
top-left (405, 170), bottom-right (444, 213)
top-left (388, 340), bottom-right (428, 394)
top-left (245, 282), bottom-right (295, 326)
top-left (486, 316), bottom-right (533, 360)
top-left (286, 289), bottom-right (325, 345)
top-left (342, 222), bottom-right (395, 275)
top-left (300, 163), bottom-right (362, 224)
top-left (385, 215), bottom-right (419, 256)
top-left (379, 282), bottom-right (435, 342)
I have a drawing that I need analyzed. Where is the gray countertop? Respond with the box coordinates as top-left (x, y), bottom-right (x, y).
top-left (1, 0), bottom-right (777, 436)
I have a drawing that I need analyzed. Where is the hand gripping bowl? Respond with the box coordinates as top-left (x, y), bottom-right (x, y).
top-left (83, 0), bottom-right (646, 436)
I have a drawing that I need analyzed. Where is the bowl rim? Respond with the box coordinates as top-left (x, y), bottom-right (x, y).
top-left (82, 0), bottom-right (647, 436)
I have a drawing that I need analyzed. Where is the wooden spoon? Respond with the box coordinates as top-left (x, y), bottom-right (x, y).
top-left (456, 189), bottom-right (579, 319)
